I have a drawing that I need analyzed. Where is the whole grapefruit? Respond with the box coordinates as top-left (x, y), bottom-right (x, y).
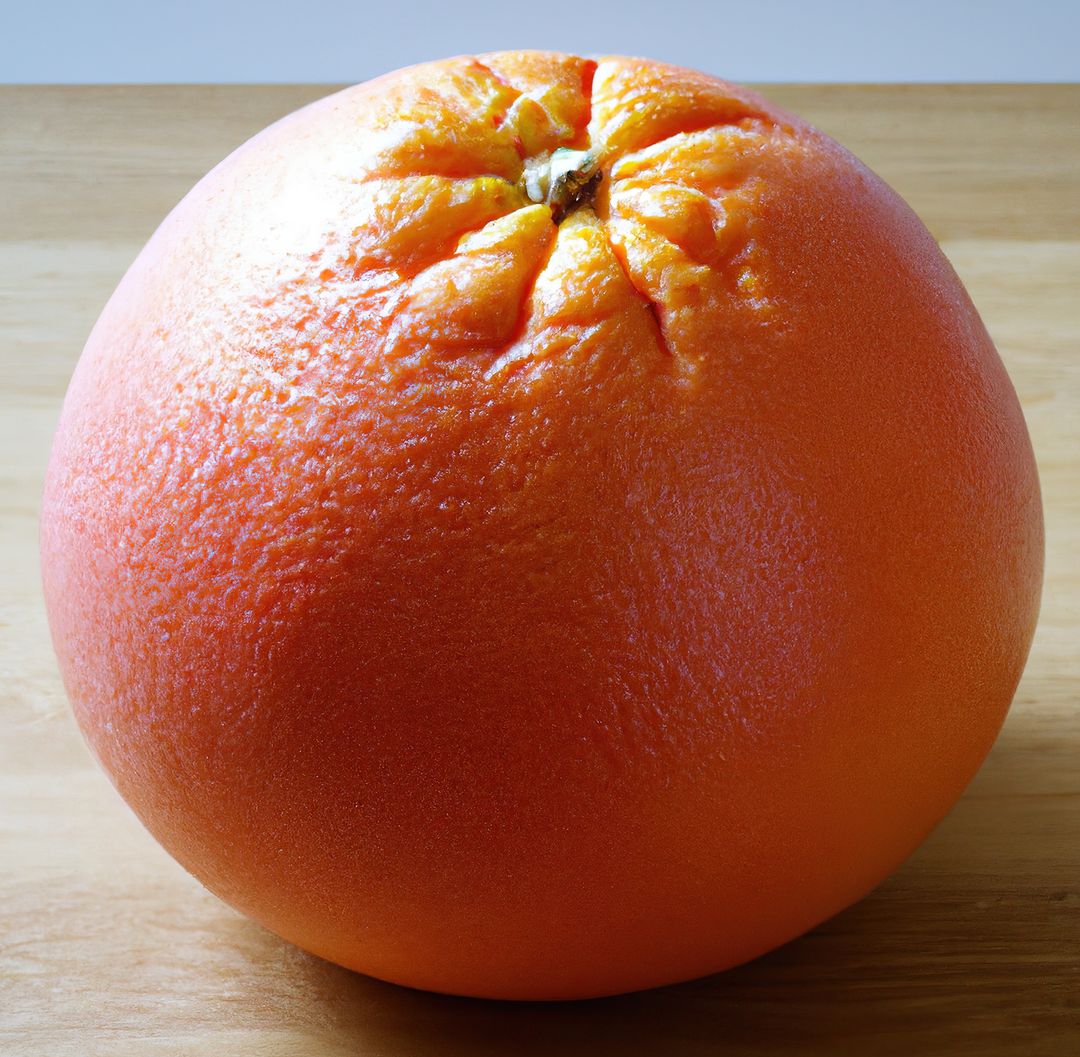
top-left (41, 52), bottom-right (1043, 1000)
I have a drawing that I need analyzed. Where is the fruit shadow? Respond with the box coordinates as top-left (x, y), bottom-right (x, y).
top-left (235, 703), bottom-right (1073, 1056)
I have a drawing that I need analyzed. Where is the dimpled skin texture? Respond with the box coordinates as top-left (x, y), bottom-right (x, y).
top-left (41, 52), bottom-right (1043, 1001)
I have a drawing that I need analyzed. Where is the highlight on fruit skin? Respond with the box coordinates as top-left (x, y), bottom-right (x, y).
top-left (40, 51), bottom-right (1043, 1001)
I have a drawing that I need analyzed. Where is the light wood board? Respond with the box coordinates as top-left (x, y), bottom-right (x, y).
top-left (1, 84), bottom-right (1078, 1055)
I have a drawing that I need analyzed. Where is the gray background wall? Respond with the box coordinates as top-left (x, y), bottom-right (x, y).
top-left (3, 0), bottom-right (1078, 83)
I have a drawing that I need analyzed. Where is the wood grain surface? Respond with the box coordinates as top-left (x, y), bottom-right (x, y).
top-left (2, 84), bottom-right (1078, 1056)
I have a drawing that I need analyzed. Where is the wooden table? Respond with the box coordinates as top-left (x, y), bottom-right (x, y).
top-left (2, 84), bottom-right (1078, 1055)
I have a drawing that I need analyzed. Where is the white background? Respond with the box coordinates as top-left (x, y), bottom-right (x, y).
top-left (2, 0), bottom-right (1078, 83)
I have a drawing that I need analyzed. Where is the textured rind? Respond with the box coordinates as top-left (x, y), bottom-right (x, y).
top-left (41, 52), bottom-right (1043, 1000)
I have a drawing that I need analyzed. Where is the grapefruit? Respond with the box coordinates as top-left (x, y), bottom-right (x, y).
top-left (41, 52), bottom-right (1043, 1000)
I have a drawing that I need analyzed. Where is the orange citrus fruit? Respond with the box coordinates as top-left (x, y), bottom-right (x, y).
top-left (41, 52), bottom-right (1043, 1000)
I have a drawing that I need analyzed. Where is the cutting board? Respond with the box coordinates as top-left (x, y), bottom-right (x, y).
top-left (2, 84), bottom-right (1077, 1056)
